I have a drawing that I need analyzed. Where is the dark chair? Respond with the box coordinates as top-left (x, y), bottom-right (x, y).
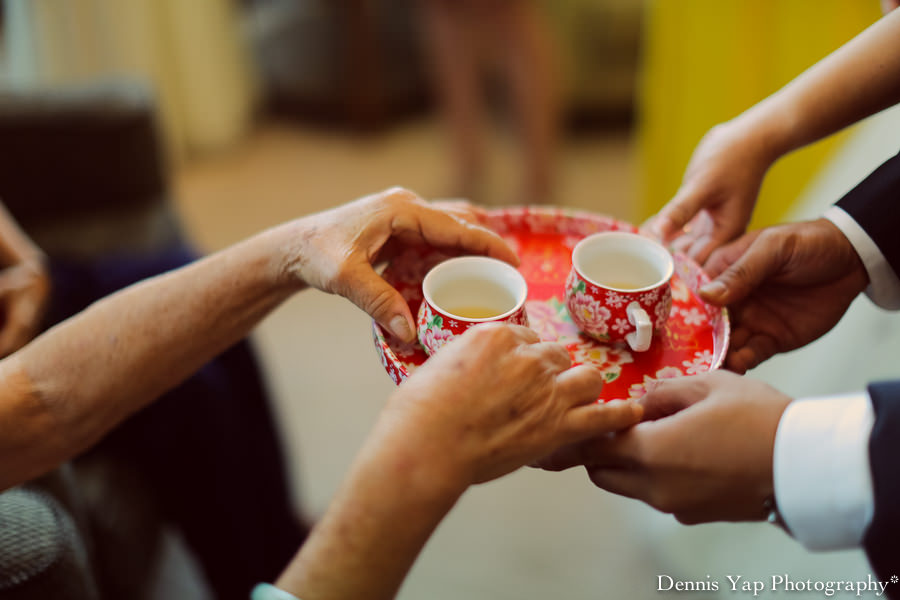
top-left (0, 79), bottom-right (306, 600)
top-left (0, 467), bottom-right (100, 600)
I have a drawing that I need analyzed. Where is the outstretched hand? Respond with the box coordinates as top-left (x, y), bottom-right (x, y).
top-left (285, 188), bottom-right (517, 342)
top-left (645, 121), bottom-right (774, 264)
top-left (386, 324), bottom-right (644, 486)
top-left (699, 218), bottom-right (868, 373)
top-left (273, 324), bottom-right (644, 600)
top-left (0, 258), bottom-right (50, 357)
top-left (536, 371), bottom-right (792, 524)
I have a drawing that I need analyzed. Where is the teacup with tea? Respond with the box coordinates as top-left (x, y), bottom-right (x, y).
top-left (417, 256), bottom-right (529, 355)
top-left (565, 232), bottom-right (673, 352)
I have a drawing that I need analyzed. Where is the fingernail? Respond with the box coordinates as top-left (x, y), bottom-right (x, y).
top-left (389, 315), bottom-right (413, 342)
top-left (700, 280), bottom-right (727, 302)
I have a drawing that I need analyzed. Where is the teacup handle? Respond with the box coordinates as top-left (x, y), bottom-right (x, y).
top-left (625, 301), bottom-right (652, 352)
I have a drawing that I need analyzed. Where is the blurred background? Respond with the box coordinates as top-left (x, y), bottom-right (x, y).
top-left (1, 0), bottom-right (899, 598)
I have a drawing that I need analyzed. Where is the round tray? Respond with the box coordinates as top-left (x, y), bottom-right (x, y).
top-left (373, 207), bottom-right (729, 400)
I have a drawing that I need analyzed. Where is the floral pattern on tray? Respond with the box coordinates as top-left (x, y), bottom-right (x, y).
top-left (372, 207), bottom-right (730, 400)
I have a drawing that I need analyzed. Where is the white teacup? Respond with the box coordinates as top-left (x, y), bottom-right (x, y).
top-left (565, 232), bottom-right (674, 352)
top-left (417, 256), bottom-right (529, 356)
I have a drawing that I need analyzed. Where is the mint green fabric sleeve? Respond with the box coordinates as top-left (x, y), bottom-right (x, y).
top-left (251, 583), bottom-right (301, 600)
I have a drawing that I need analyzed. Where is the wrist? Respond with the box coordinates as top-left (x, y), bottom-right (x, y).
top-left (274, 401), bottom-right (467, 599)
top-left (365, 402), bottom-right (472, 503)
top-left (247, 221), bottom-right (310, 293)
top-left (729, 101), bottom-right (797, 166)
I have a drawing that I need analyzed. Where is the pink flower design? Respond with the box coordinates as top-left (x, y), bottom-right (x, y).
top-left (640, 289), bottom-right (660, 305)
top-left (379, 343), bottom-right (391, 370)
top-left (417, 304), bottom-right (431, 329)
top-left (569, 292), bottom-right (611, 334)
top-left (683, 350), bottom-right (713, 375)
top-left (656, 366), bottom-right (685, 378)
top-left (393, 342), bottom-right (419, 358)
top-left (526, 299), bottom-right (577, 341)
top-left (561, 235), bottom-right (581, 250)
top-left (575, 343), bottom-right (634, 382)
top-left (605, 290), bottom-right (625, 308)
top-left (611, 317), bottom-right (630, 334)
top-left (628, 366), bottom-right (684, 398)
top-left (524, 212), bottom-right (561, 233)
top-left (654, 297), bottom-right (673, 328)
top-left (579, 344), bottom-right (634, 368)
top-left (422, 326), bottom-right (455, 353)
top-left (679, 307), bottom-right (706, 326)
top-left (670, 278), bottom-right (691, 302)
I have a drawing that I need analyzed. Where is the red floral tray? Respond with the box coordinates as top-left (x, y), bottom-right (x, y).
top-left (372, 207), bottom-right (730, 400)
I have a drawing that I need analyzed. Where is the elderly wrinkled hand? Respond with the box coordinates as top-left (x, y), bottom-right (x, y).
top-left (537, 371), bottom-right (791, 525)
top-left (282, 187), bottom-right (517, 342)
top-left (699, 218), bottom-right (868, 373)
top-left (383, 323), bottom-right (644, 486)
top-left (0, 258), bottom-right (50, 357)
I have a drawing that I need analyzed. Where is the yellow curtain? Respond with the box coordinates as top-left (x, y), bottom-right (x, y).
top-left (638, 0), bottom-right (881, 227)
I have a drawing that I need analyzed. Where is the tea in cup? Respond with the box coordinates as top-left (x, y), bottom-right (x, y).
top-left (417, 256), bottom-right (529, 355)
top-left (565, 232), bottom-right (673, 352)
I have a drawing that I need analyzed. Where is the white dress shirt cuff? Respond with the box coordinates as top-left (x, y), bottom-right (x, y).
top-left (773, 393), bottom-right (875, 551)
top-left (824, 206), bottom-right (900, 310)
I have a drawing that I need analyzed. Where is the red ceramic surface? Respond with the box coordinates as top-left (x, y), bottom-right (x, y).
top-left (564, 233), bottom-right (673, 347)
top-left (372, 207), bottom-right (730, 400)
top-left (416, 256), bottom-right (529, 355)
top-left (417, 294), bottom-right (529, 356)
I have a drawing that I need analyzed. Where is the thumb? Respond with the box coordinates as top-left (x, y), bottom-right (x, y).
top-left (699, 231), bottom-right (783, 306)
top-left (343, 265), bottom-right (416, 342)
top-left (639, 375), bottom-right (711, 420)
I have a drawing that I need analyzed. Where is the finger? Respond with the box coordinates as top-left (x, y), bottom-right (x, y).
top-left (681, 212), bottom-right (725, 265)
top-left (698, 230), bottom-right (785, 306)
top-left (638, 215), bottom-right (664, 242)
top-left (406, 203), bottom-right (520, 266)
top-left (532, 440), bottom-right (595, 472)
top-left (430, 199), bottom-right (488, 224)
top-left (585, 465), bottom-right (646, 500)
top-left (533, 428), bottom-right (638, 471)
top-left (638, 375), bottom-right (711, 420)
top-left (518, 340), bottom-right (571, 372)
top-left (672, 509), bottom-right (715, 526)
top-left (728, 326), bottom-right (751, 353)
top-left (471, 322), bottom-right (541, 346)
top-left (702, 232), bottom-right (759, 280)
top-left (684, 232), bottom-right (725, 266)
top-left (561, 399), bottom-right (643, 441)
top-left (554, 364), bottom-right (605, 407)
top-left (652, 188), bottom-right (707, 243)
top-left (341, 263), bottom-right (416, 342)
top-left (669, 231), bottom-right (700, 256)
top-left (725, 334), bottom-right (777, 374)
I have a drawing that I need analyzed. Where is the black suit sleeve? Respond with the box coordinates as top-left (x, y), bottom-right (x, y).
top-left (863, 380), bottom-right (900, 583)
top-left (836, 149), bottom-right (900, 282)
